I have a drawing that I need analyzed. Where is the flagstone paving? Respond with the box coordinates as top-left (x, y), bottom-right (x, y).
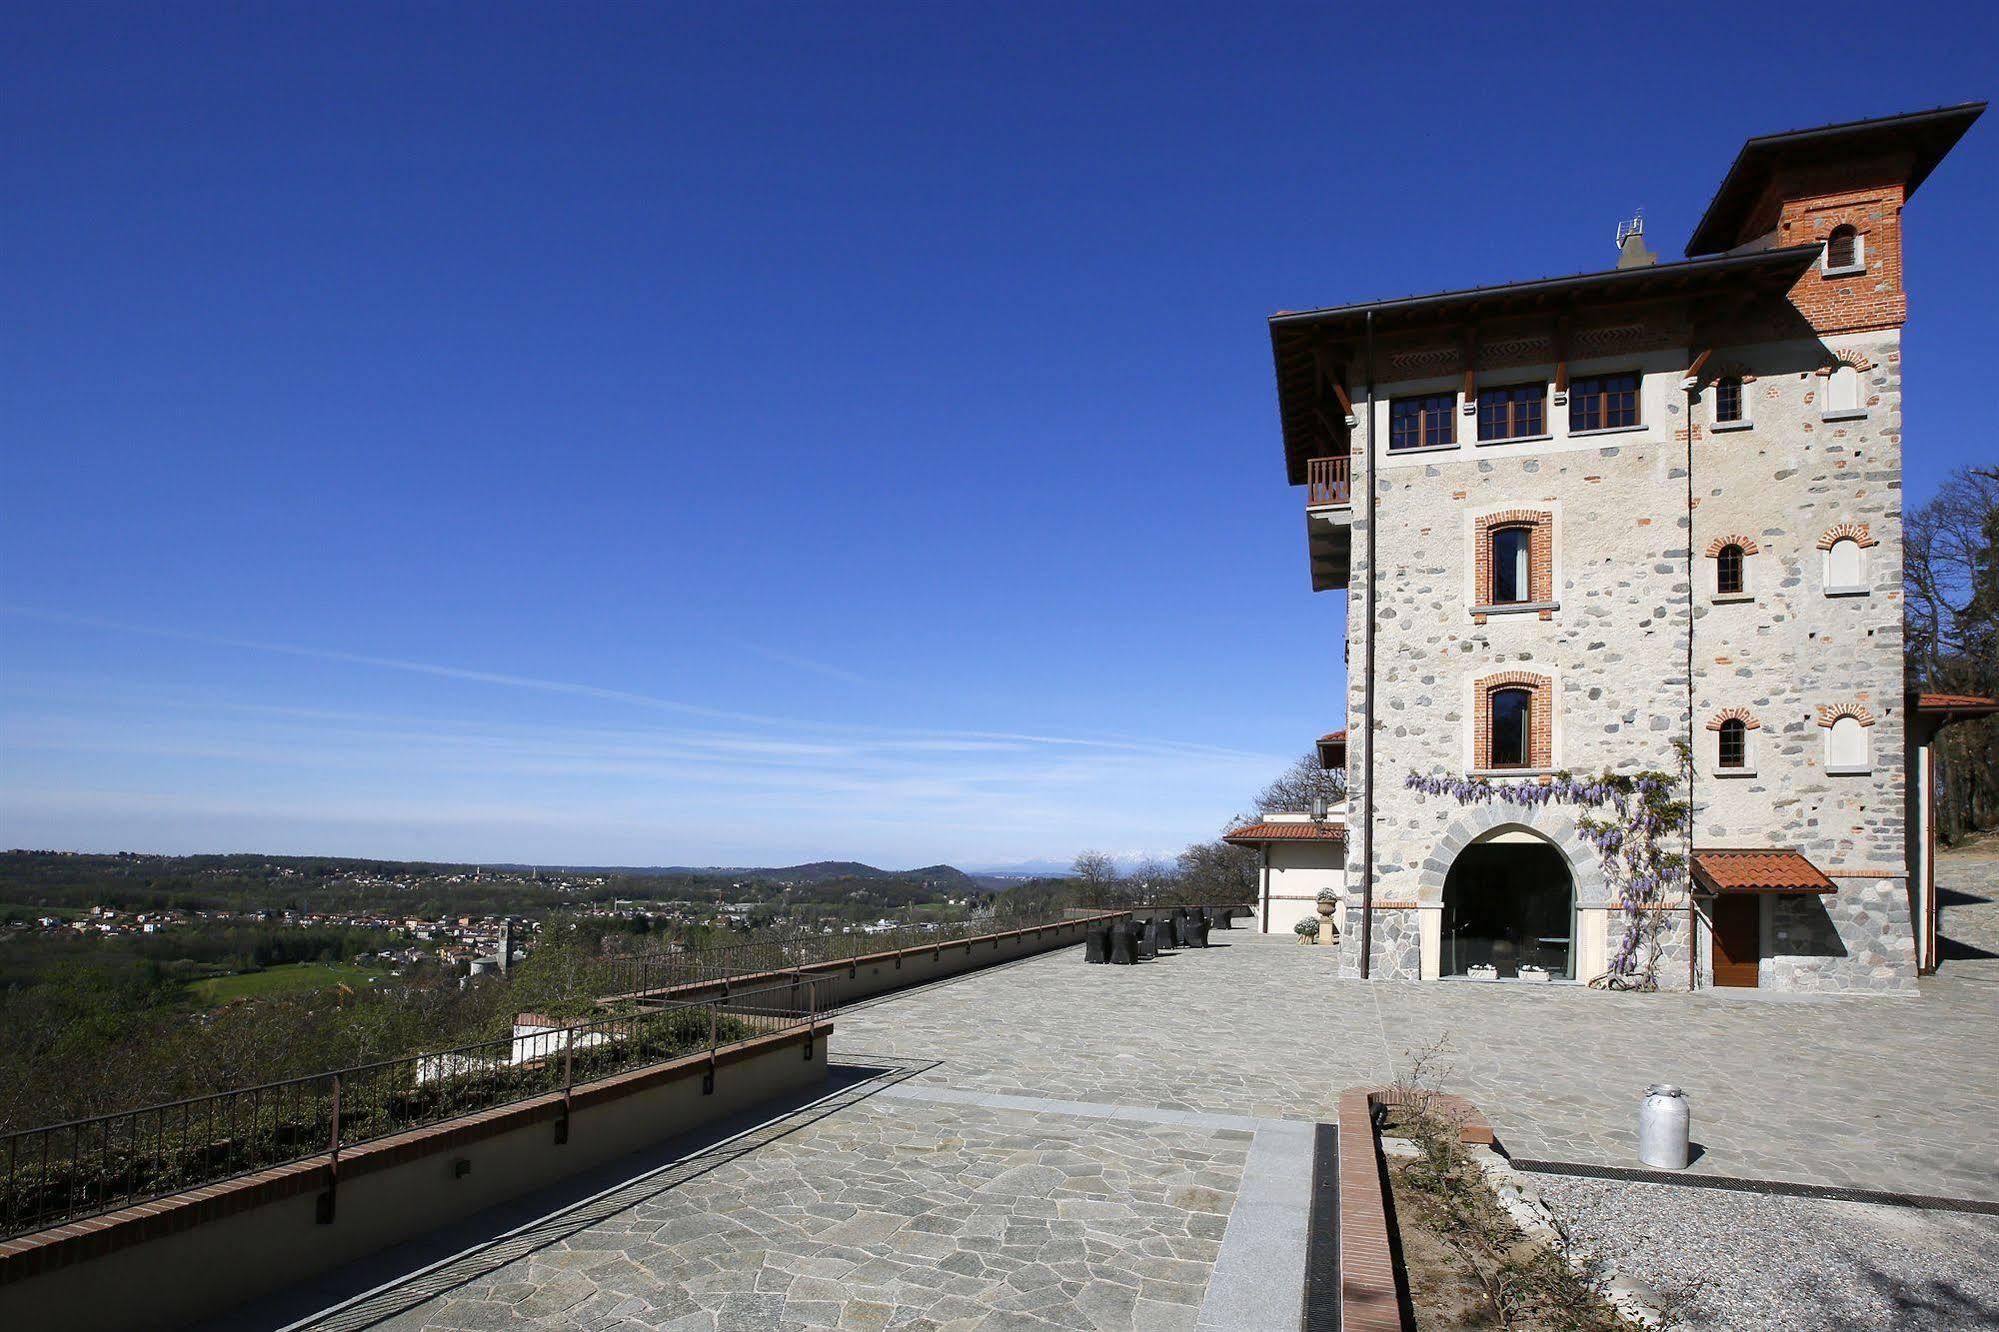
top-left (294, 852), bottom-right (1999, 1331)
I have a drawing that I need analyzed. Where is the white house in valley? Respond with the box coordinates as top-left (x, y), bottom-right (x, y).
top-left (1258, 105), bottom-right (1990, 991)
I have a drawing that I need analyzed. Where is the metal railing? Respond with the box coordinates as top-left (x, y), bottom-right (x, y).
top-left (1306, 455), bottom-right (1351, 507)
top-left (606, 913), bottom-right (1090, 1001)
top-left (0, 981), bottom-right (819, 1242)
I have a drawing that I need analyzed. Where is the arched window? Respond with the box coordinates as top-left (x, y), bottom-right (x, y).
top-left (1491, 527), bottom-right (1531, 604)
top-left (1825, 225), bottom-right (1861, 271)
top-left (1714, 376), bottom-right (1745, 424)
top-left (1827, 364), bottom-right (1862, 414)
top-left (1826, 538), bottom-right (1865, 590)
top-left (1826, 715), bottom-right (1869, 772)
top-left (1716, 543), bottom-right (1745, 596)
top-left (1489, 688), bottom-right (1532, 768)
top-left (1717, 718), bottom-right (1747, 769)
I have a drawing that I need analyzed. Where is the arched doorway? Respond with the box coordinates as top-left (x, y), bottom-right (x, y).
top-left (1441, 839), bottom-right (1576, 978)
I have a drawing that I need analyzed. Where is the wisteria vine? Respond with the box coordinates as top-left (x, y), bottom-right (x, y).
top-left (1404, 744), bottom-right (1692, 990)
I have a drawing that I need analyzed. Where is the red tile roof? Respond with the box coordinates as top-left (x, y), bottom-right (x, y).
top-left (1223, 821), bottom-right (1348, 844)
top-left (1319, 729), bottom-right (1347, 743)
top-left (1692, 850), bottom-right (1835, 895)
top-left (1915, 693), bottom-right (1999, 713)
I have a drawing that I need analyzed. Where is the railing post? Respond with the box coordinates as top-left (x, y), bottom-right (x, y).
top-left (557, 1027), bottom-right (575, 1145)
top-left (804, 980), bottom-right (817, 1062)
top-left (703, 1001), bottom-right (718, 1095)
top-left (317, 1073), bottom-right (340, 1224)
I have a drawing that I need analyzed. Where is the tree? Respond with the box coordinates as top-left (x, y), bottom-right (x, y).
top-left (1176, 838), bottom-right (1258, 904)
top-left (1906, 466), bottom-right (1999, 841)
top-left (1254, 751), bottom-right (1348, 815)
top-left (1070, 850), bottom-right (1121, 908)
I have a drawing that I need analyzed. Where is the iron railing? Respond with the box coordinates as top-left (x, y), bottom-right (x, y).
top-left (605, 913), bottom-right (1091, 1001)
top-left (0, 980), bottom-right (818, 1241)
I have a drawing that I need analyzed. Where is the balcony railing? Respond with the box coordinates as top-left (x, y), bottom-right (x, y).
top-left (0, 982), bottom-right (819, 1241)
top-left (1306, 455), bottom-right (1351, 507)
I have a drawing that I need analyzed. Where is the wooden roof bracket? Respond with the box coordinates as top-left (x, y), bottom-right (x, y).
top-left (1552, 315), bottom-right (1571, 404)
top-left (1312, 340), bottom-right (1359, 426)
top-left (1460, 326), bottom-right (1478, 412)
top-left (1682, 345), bottom-right (1713, 390)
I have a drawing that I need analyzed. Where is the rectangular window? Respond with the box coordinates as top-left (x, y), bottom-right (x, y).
top-left (1715, 378), bottom-right (1744, 424)
top-left (1570, 372), bottom-right (1640, 433)
top-left (1489, 689), bottom-right (1531, 768)
top-left (1491, 527), bottom-right (1531, 603)
top-left (1476, 384), bottom-right (1546, 442)
top-left (1718, 721), bottom-right (1747, 768)
top-left (1390, 394), bottom-right (1456, 451)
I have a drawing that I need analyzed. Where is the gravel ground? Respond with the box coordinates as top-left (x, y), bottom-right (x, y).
top-left (1529, 1174), bottom-right (1999, 1330)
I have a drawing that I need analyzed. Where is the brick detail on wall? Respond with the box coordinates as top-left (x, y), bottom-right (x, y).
top-left (1704, 533), bottom-right (1761, 558)
top-left (1817, 703), bottom-right (1878, 728)
top-left (1757, 161), bottom-right (1909, 335)
top-left (1706, 706), bottom-right (1762, 731)
top-left (1817, 520), bottom-right (1877, 550)
top-left (1472, 670), bottom-right (1554, 769)
top-left (1471, 509), bottom-right (1554, 618)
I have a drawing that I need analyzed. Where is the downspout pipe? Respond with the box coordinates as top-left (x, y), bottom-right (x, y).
top-left (1685, 370), bottom-right (1699, 991)
top-left (1360, 309), bottom-right (1377, 978)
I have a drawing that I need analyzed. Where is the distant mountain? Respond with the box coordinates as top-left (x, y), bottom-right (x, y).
top-left (521, 860), bottom-right (982, 888)
top-left (960, 858), bottom-right (1076, 879)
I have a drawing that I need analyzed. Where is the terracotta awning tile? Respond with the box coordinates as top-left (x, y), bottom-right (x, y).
top-left (1693, 849), bottom-right (1835, 895)
top-left (1223, 821), bottom-right (1348, 845)
top-left (1915, 692), bottom-right (1998, 714)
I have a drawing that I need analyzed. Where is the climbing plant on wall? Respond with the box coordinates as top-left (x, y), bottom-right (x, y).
top-left (1404, 744), bottom-right (1693, 990)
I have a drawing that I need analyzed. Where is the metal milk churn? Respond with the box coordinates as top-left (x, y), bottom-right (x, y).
top-left (1638, 1084), bottom-right (1691, 1169)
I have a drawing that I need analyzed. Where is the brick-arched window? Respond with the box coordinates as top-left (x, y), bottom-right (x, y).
top-left (1473, 510), bottom-right (1553, 615)
top-left (1706, 707), bottom-right (1762, 774)
top-left (1824, 224), bottom-right (1862, 272)
top-left (1715, 544), bottom-right (1745, 596)
top-left (1714, 376), bottom-right (1745, 424)
top-left (1818, 704), bottom-right (1875, 774)
top-left (1474, 672), bottom-right (1553, 771)
top-left (1704, 534), bottom-right (1758, 600)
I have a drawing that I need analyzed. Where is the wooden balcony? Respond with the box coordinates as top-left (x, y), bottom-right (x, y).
top-left (1306, 455), bottom-right (1351, 508)
top-left (1302, 456), bottom-right (1352, 591)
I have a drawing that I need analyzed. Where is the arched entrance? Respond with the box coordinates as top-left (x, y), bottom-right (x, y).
top-left (1441, 839), bottom-right (1576, 978)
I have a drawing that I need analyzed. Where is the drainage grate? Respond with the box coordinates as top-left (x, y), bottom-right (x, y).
top-left (1510, 1158), bottom-right (1999, 1216)
top-left (1301, 1122), bottom-right (1341, 1332)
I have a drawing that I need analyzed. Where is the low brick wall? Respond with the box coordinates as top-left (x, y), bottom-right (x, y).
top-left (0, 1022), bottom-right (832, 1332)
top-left (1337, 1086), bottom-right (1498, 1332)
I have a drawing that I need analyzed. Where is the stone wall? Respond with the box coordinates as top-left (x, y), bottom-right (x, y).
top-left (1341, 326), bottom-right (1914, 994)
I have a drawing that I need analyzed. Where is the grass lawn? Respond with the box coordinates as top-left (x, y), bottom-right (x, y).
top-left (185, 961), bottom-right (389, 1004)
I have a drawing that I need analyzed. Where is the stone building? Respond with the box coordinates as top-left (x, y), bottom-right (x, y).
top-left (1260, 105), bottom-right (1984, 992)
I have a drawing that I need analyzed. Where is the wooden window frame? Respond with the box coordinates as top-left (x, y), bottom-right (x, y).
top-left (1489, 526), bottom-right (1533, 604)
top-left (1824, 225), bottom-right (1863, 273)
top-left (1717, 718), bottom-right (1748, 769)
top-left (1473, 671), bottom-right (1554, 772)
top-left (1488, 688), bottom-right (1533, 769)
top-left (1389, 393), bottom-right (1457, 451)
top-left (1715, 543), bottom-right (1745, 597)
top-left (1569, 371), bottom-right (1640, 433)
top-left (1714, 377), bottom-right (1744, 424)
top-left (1476, 383), bottom-right (1547, 443)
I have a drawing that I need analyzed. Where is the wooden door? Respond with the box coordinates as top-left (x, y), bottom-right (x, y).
top-left (1712, 896), bottom-right (1760, 988)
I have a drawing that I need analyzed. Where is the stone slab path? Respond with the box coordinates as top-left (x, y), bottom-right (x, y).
top-left (274, 852), bottom-right (1999, 1331)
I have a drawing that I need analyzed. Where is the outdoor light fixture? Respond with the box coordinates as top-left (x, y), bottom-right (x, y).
top-left (1311, 795), bottom-right (1329, 822)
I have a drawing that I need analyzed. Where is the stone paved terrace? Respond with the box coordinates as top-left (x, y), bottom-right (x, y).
top-left (249, 852), bottom-right (1999, 1332)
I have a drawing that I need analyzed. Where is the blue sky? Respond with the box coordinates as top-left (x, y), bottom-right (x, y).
top-left (3, 3), bottom-right (1993, 869)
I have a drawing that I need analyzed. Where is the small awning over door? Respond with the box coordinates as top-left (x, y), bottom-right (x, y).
top-left (1692, 849), bottom-right (1835, 895)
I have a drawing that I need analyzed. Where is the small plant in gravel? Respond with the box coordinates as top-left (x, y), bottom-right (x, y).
top-left (1385, 1042), bottom-right (1641, 1332)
